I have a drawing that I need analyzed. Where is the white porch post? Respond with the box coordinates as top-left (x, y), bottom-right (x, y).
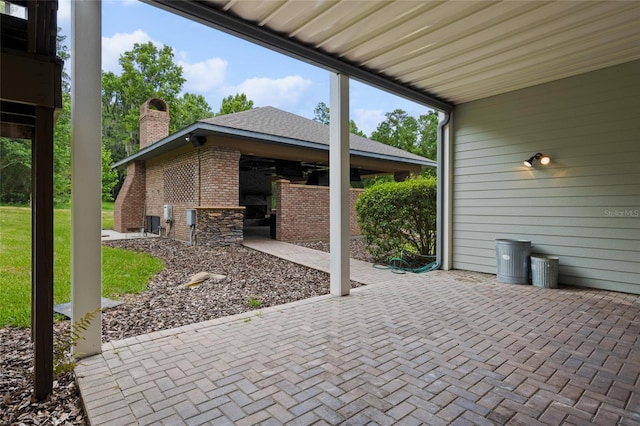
top-left (71, 0), bottom-right (102, 356)
top-left (440, 112), bottom-right (453, 270)
top-left (329, 73), bottom-right (350, 296)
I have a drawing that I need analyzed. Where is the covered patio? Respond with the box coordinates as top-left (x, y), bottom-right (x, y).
top-left (62, 3), bottom-right (639, 356)
top-left (64, 1), bottom-right (639, 423)
top-left (77, 239), bottom-right (640, 424)
top-left (7, 0), bottom-right (637, 413)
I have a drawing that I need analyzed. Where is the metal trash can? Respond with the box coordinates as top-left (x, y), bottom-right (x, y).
top-left (495, 239), bottom-right (531, 284)
top-left (531, 256), bottom-right (559, 289)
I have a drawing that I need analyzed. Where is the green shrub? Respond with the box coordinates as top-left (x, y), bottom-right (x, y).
top-left (355, 176), bottom-right (437, 260)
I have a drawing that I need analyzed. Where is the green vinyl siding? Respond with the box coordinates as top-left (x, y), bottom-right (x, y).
top-left (452, 60), bottom-right (640, 293)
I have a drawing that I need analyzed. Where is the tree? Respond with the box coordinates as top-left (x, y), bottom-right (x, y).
top-left (218, 93), bottom-right (254, 115)
top-left (57, 28), bottom-right (71, 94)
top-left (101, 42), bottom-right (214, 199)
top-left (312, 101), bottom-right (367, 137)
top-left (101, 145), bottom-right (118, 201)
top-left (349, 121), bottom-right (367, 138)
top-left (369, 109), bottom-right (439, 176)
top-left (313, 101), bottom-right (330, 125)
top-left (102, 42), bottom-right (214, 162)
top-left (417, 111), bottom-right (438, 161)
top-left (53, 93), bottom-right (71, 205)
top-left (101, 71), bottom-right (130, 163)
top-left (0, 138), bottom-right (31, 204)
top-left (172, 93), bottom-right (214, 130)
top-left (370, 109), bottom-right (418, 154)
top-left (102, 42), bottom-right (186, 159)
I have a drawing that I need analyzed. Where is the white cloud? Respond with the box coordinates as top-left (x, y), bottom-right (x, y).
top-left (101, 32), bottom-right (227, 96)
top-left (58, 0), bottom-right (70, 22)
top-left (177, 58), bottom-right (228, 93)
top-left (101, 30), bottom-right (157, 73)
top-left (353, 108), bottom-right (386, 136)
top-left (227, 76), bottom-right (312, 108)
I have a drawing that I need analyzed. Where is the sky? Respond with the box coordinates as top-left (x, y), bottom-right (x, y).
top-left (57, 0), bottom-right (434, 136)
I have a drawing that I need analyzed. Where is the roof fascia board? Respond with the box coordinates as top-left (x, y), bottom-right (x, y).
top-left (112, 123), bottom-right (200, 168)
top-left (350, 150), bottom-right (436, 167)
top-left (113, 122), bottom-right (434, 168)
top-left (143, 0), bottom-right (454, 113)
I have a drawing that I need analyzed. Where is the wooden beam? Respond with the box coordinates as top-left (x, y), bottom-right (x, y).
top-left (0, 49), bottom-right (63, 109)
top-left (0, 122), bottom-right (34, 139)
top-left (1, 0), bottom-right (62, 402)
top-left (27, 1), bottom-right (37, 53)
top-left (32, 106), bottom-right (54, 400)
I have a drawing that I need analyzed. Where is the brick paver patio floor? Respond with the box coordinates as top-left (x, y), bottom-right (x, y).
top-left (77, 241), bottom-right (640, 425)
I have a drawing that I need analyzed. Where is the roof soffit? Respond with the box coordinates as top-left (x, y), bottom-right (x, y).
top-left (146, 0), bottom-right (640, 106)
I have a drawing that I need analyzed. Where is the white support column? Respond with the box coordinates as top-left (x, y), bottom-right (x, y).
top-left (440, 112), bottom-right (453, 270)
top-left (329, 73), bottom-right (350, 296)
top-left (71, 0), bottom-right (102, 356)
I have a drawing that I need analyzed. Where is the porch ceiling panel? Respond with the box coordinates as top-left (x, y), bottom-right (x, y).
top-left (148, 0), bottom-right (640, 108)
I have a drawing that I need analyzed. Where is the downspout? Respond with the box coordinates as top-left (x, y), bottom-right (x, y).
top-left (435, 111), bottom-right (451, 269)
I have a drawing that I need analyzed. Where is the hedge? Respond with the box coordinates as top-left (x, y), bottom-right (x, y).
top-left (355, 176), bottom-right (437, 261)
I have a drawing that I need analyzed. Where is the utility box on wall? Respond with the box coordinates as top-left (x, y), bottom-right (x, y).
top-left (163, 204), bottom-right (173, 222)
top-left (186, 209), bottom-right (196, 226)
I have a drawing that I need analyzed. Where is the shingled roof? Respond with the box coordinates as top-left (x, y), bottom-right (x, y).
top-left (114, 106), bottom-right (434, 168)
top-left (199, 106), bottom-right (433, 164)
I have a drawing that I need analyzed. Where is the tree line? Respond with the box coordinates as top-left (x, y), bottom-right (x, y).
top-left (312, 101), bottom-right (438, 179)
top-left (0, 38), bottom-right (437, 206)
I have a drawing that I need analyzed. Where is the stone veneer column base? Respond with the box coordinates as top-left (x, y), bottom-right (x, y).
top-left (195, 206), bottom-right (245, 247)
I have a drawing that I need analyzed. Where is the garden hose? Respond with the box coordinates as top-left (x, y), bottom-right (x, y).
top-left (373, 251), bottom-right (438, 274)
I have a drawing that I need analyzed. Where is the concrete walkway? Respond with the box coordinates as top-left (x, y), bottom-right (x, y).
top-left (77, 240), bottom-right (640, 425)
top-left (243, 238), bottom-right (402, 286)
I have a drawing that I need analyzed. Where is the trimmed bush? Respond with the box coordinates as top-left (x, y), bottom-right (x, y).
top-left (355, 176), bottom-right (437, 260)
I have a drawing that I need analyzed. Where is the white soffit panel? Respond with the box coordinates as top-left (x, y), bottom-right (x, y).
top-left (185, 0), bottom-right (640, 106)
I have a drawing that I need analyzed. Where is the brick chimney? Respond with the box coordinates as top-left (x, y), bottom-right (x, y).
top-left (139, 97), bottom-right (169, 149)
top-left (114, 98), bottom-right (169, 233)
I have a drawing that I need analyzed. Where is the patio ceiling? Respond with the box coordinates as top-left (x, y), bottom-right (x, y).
top-left (146, 0), bottom-right (640, 111)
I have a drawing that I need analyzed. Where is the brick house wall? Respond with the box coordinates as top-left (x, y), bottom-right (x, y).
top-left (143, 145), bottom-right (241, 242)
top-left (115, 94), bottom-right (242, 242)
top-left (113, 161), bottom-right (146, 232)
top-left (275, 179), bottom-right (364, 241)
top-left (199, 146), bottom-right (240, 206)
top-left (145, 149), bottom-right (197, 241)
top-left (115, 97), bottom-right (381, 246)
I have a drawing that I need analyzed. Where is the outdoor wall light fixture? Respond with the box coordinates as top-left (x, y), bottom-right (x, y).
top-left (185, 133), bottom-right (206, 147)
top-left (524, 153), bottom-right (550, 167)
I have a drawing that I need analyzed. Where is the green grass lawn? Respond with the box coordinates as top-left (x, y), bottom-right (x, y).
top-left (102, 200), bottom-right (114, 230)
top-left (0, 205), bottom-right (164, 328)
